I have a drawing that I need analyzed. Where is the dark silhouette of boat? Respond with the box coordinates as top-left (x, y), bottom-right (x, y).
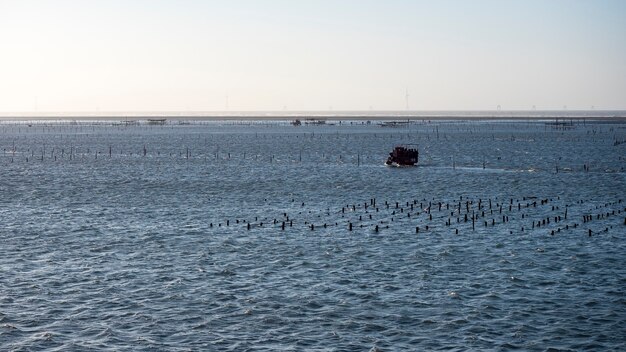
top-left (147, 118), bottom-right (166, 125)
top-left (385, 145), bottom-right (419, 166)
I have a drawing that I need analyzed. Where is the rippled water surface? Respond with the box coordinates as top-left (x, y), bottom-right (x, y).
top-left (1, 120), bottom-right (625, 351)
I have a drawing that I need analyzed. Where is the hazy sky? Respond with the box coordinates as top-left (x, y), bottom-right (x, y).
top-left (1, 0), bottom-right (625, 112)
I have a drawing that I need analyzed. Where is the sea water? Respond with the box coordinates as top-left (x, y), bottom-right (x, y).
top-left (1, 119), bottom-right (625, 350)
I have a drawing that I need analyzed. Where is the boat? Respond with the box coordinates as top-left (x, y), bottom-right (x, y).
top-left (378, 121), bottom-right (410, 128)
top-left (385, 145), bottom-right (419, 166)
top-left (147, 118), bottom-right (167, 125)
top-left (304, 118), bottom-right (327, 125)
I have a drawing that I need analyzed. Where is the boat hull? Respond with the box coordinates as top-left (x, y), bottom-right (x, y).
top-left (385, 145), bottom-right (419, 167)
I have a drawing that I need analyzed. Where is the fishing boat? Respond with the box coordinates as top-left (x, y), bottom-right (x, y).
top-left (385, 145), bottom-right (419, 166)
top-left (147, 118), bottom-right (167, 125)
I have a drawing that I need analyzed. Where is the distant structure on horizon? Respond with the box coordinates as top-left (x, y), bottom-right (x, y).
top-left (405, 88), bottom-right (409, 110)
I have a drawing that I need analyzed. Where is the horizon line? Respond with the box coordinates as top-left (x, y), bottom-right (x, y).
top-left (2, 110), bottom-right (626, 121)
top-left (2, 108), bottom-right (626, 116)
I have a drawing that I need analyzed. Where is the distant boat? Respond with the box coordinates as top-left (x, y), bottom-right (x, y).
top-left (385, 145), bottom-right (419, 167)
top-left (147, 118), bottom-right (166, 125)
top-left (304, 118), bottom-right (326, 125)
top-left (378, 121), bottom-right (410, 128)
top-left (545, 119), bottom-right (575, 130)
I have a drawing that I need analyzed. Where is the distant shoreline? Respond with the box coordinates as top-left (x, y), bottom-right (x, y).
top-left (1, 110), bottom-right (626, 122)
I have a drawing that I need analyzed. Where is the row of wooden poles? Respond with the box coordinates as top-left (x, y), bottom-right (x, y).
top-left (2, 147), bottom-right (372, 165)
top-left (3, 144), bottom-right (617, 173)
top-left (201, 196), bottom-right (625, 238)
top-left (3, 150), bottom-right (615, 173)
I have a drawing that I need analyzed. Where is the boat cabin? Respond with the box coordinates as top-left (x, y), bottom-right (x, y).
top-left (385, 145), bottom-right (419, 166)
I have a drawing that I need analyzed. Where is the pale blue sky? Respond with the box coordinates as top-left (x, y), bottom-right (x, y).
top-left (1, 0), bottom-right (625, 112)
